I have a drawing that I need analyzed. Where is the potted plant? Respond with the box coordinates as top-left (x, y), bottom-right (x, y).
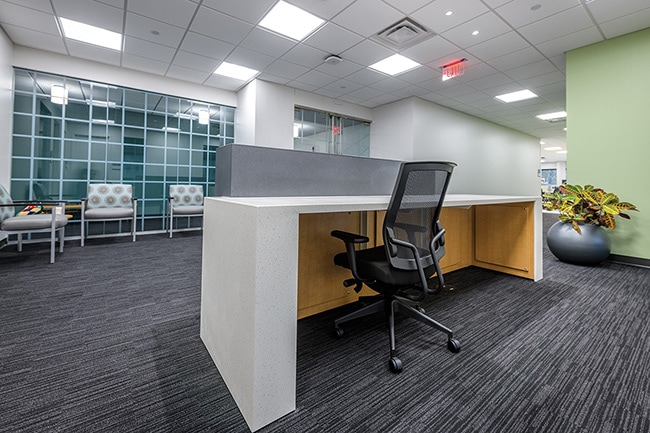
top-left (543, 184), bottom-right (638, 265)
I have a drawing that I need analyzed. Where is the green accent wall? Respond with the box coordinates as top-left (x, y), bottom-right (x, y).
top-left (566, 28), bottom-right (650, 260)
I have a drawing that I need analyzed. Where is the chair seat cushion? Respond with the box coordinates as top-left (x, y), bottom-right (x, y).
top-left (334, 246), bottom-right (436, 287)
top-left (1, 214), bottom-right (68, 231)
top-left (172, 205), bottom-right (203, 215)
top-left (85, 208), bottom-right (133, 219)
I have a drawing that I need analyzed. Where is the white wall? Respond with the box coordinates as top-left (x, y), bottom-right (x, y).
top-left (0, 29), bottom-right (13, 189)
top-left (236, 80), bottom-right (373, 150)
top-left (371, 97), bottom-right (541, 196)
top-left (13, 47), bottom-right (237, 108)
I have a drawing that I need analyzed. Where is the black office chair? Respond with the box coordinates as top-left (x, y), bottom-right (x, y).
top-left (331, 161), bottom-right (460, 373)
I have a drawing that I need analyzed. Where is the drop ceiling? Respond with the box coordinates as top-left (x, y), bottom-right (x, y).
top-left (1, 0), bottom-right (649, 163)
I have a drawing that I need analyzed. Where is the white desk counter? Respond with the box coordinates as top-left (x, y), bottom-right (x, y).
top-left (200, 194), bottom-right (542, 431)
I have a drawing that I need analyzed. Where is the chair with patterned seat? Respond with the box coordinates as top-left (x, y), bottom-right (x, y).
top-left (0, 184), bottom-right (68, 264)
top-left (81, 183), bottom-right (137, 246)
top-left (167, 185), bottom-right (204, 238)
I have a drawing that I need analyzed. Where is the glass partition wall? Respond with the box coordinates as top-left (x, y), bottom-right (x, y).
top-left (11, 68), bottom-right (235, 238)
top-left (293, 107), bottom-right (370, 157)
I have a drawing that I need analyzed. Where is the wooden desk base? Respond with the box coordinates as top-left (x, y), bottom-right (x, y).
top-left (297, 202), bottom-right (535, 319)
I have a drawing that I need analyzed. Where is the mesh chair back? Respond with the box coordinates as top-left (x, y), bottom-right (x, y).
top-left (383, 162), bottom-right (455, 271)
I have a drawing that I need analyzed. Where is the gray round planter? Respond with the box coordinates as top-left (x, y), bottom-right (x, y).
top-left (547, 221), bottom-right (612, 265)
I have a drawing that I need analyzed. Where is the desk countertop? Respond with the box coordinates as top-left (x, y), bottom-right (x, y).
top-left (205, 193), bottom-right (541, 211)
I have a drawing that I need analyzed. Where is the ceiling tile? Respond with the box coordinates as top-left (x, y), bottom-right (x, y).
top-left (52, 0), bottom-right (123, 32)
top-left (190, 6), bottom-right (254, 45)
top-left (226, 46), bottom-right (277, 71)
top-left (381, 0), bottom-right (433, 15)
top-left (411, 0), bottom-right (489, 34)
top-left (2, 0), bottom-right (52, 13)
top-left (466, 31), bottom-right (530, 61)
top-left (465, 72), bottom-right (514, 91)
top-left (331, 0), bottom-right (403, 38)
top-left (166, 64), bottom-right (210, 83)
top-left (281, 44), bottom-right (330, 69)
top-left (485, 47), bottom-right (546, 71)
top-left (291, 69), bottom-right (339, 88)
top-left (201, 0), bottom-right (276, 24)
top-left (340, 39), bottom-right (393, 67)
top-left (535, 27), bottom-right (603, 58)
top-left (65, 40), bottom-right (121, 66)
top-left (599, 9), bottom-right (650, 39)
top-left (441, 12), bottom-right (511, 49)
top-left (517, 5), bottom-right (593, 46)
top-left (495, 0), bottom-right (582, 29)
top-left (203, 73), bottom-right (249, 91)
top-left (401, 36), bottom-right (459, 65)
top-left (124, 37), bottom-right (176, 63)
top-left (179, 32), bottom-right (235, 59)
top-left (264, 60), bottom-right (310, 81)
top-left (504, 59), bottom-right (559, 81)
top-left (303, 22), bottom-right (364, 55)
top-left (239, 28), bottom-right (296, 58)
top-left (0, 2), bottom-right (59, 35)
top-left (125, 13), bottom-right (187, 48)
top-left (1, 23), bottom-right (67, 53)
top-left (127, 0), bottom-right (198, 29)
top-left (314, 59), bottom-right (365, 79)
top-left (122, 53), bottom-right (169, 75)
top-left (172, 50), bottom-right (219, 73)
top-left (586, 0), bottom-right (650, 23)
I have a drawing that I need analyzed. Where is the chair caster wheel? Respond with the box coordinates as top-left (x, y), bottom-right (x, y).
top-left (447, 338), bottom-right (461, 353)
top-left (333, 327), bottom-right (344, 338)
top-left (389, 356), bottom-right (403, 373)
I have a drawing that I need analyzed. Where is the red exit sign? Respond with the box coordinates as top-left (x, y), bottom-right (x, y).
top-left (442, 59), bottom-right (466, 81)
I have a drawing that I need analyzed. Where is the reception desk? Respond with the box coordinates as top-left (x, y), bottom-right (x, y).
top-left (200, 193), bottom-right (542, 431)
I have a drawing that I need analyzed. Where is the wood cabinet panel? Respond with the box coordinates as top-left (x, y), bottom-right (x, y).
top-left (473, 202), bottom-right (534, 278)
top-left (297, 212), bottom-right (365, 319)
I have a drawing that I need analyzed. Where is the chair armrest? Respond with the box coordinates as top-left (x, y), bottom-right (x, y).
top-left (331, 230), bottom-right (369, 244)
top-left (331, 230), bottom-right (372, 286)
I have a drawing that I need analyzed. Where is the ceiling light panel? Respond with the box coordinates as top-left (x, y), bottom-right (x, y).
top-left (214, 62), bottom-right (259, 81)
top-left (496, 89), bottom-right (538, 103)
top-left (536, 111), bottom-right (567, 121)
top-left (59, 18), bottom-right (122, 51)
top-left (369, 54), bottom-right (421, 76)
top-left (259, 1), bottom-right (324, 41)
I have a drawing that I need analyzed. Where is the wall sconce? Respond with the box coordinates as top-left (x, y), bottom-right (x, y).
top-left (51, 84), bottom-right (68, 105)
top-left (198, 109), bottom-right (209, 125)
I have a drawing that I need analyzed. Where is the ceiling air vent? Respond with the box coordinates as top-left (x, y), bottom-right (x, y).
top-left (372, 18), bottom-right (434, 50)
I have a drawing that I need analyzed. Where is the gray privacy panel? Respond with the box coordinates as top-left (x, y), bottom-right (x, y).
top-left (216, 144), bottom-right (402, 197)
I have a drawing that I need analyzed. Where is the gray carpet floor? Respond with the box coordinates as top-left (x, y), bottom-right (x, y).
top-left (1, 214), bottom-right (649, 433)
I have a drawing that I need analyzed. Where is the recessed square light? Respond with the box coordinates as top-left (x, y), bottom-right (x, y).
top-left (214, 62), bottom-right (259, 81)
top-left (496, 89), bottom-right (538, 103)
top-left (59, 17), bottom-right (122, 51)
top-left (259, 1), bottom-right (324, 41)
top-left (536, 111), bottom-right (567, 121)
top-left (369, 54), bottom-right (421, 76)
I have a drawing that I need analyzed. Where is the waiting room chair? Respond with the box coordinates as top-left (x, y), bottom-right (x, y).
top-left (0, 184), bottom-right (68, 264)
top-left (81, 184), bottom-right (137, 246)
top-left (167, 185), bottom-right (204, 238)
top-left (330, 161), bottom-right (460, 373)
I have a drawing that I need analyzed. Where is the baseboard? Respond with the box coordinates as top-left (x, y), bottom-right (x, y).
top-left (608, 254), bottom-right (650, 269)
